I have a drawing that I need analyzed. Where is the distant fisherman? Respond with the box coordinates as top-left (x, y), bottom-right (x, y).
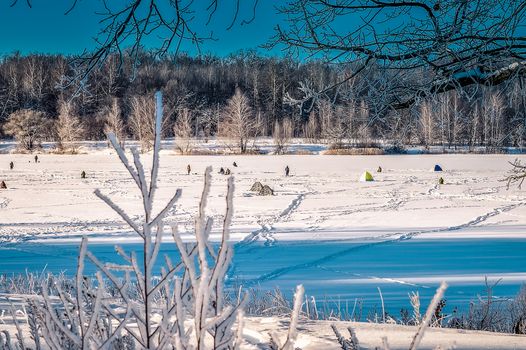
top-left (187, 164), bottom-right (191, 175)
top-left (9, 161), bottom-right (13, 170)
top-left (219, 167), bottom-right (225, 175)
top-left (285, 165), bottom-right (290, 177)
top-left (233, 161), bottom-right (238, 167)
top-left (34, 155), bottom-right (38, 163)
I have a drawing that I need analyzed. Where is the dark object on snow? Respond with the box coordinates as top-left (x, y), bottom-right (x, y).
top-left (250, 181), bottom-right (264, 192)
top-left (9, 161), bottom-right (13, 170)
top-left (285, 165), bottom-right (290, 177)
top-left (0, 181), bottom-right (6, 189)
top-left (81, 171), bottom-right (86, 179)
top-left (433, 164), bottom-right (443, 172)
top-left (219, 167), bottom-right (225, 175)
top-left (258, 185), bottom-right (274, 196)
top-left (233, 161), bottom-right (237, 167)
top-left (377, 166), bottom-right (382, 173)
top-left (225, 168), bottom-right (231, 175)
top-left (187, 164), bottom-right (191, 175)
top-left (514, 316), bottom-right (526, 334)
top-left (438, 177), bottom-right (444, 185)
top-left (34, 155), bottom-right (38, 163)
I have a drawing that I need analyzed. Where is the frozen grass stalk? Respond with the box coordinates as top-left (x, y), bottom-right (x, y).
top-left (409, 281), bottom-right (448, 350)
top-left (270, 284), bottom-right (305, 350)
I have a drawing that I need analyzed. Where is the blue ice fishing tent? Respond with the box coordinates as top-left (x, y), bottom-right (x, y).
top-left (433, 164), bottom-right (443, 172)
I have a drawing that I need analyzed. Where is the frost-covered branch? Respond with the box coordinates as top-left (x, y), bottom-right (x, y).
top-left (5, 89), bottom-right (315, 349)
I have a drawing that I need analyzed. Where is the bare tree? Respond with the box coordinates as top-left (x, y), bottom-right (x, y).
top-left (102, 97), bottom-right (126, 148)
top-left (274, 118), bottom-right (293, 154)
top-left (482, 92), bottom-right (505, 149)
top-left (19, 0), bottom-right (259, 83)
top-left (318, 99), bottom-right (334, 144)
top-left (419, 100), bottom-right (435, 148)
top-left (506, 159), bottom-right (526, 188)
top-left (3, 109), bottom-right (50, 151)
top-left (219, 88), bottom-right (258, 153)
top-left (129, 95), bottom-right (156, 152)
top-left (129, 93), bottom-right (173, 152)
top-left (303, 111), bottom-right (320, 143)
top-left (173, 107), bottom-right (194, 154)
top-left (56, 99), bottom-right (85, 153)
top-left (199, 106), bottom-right (219, 142)
top-left (322, 102), bottom-right (347, 148)
top-left (274, 0), bottom-right (526, 112)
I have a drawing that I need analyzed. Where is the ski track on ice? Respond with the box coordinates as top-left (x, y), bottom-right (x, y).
top-left (312, 191), bottom-right (406, 226)
top-left (236, 192), bottom-right (310, 248)
top-left (0, 217), bottom-right (142, 246)
top-left (242, 202), bottom-right (524, 287)
top-left (316, 265), bottom-right (430, 289)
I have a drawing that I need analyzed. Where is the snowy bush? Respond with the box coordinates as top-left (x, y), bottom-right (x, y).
top-left (3, 109), bottom-right (51, 151)
top-left (30, 91), bottom-right (246, 349)
top-left (55, 99), bottom-right (85, 154)
top-left (0, 92), bottom-right (306, 350)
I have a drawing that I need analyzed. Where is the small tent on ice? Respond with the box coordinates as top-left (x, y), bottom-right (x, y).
top-left (433, 164), bottom-right (443, 172)
top-left (250, 181), bottom-right (264, 192)
top-left (258, 185), bottom-right (274, 196)
top-left (360, 171), bottom-right (374, 182)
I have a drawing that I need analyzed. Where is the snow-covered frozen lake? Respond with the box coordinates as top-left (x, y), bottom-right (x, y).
top-left (1, 151), bottom-right (526, 314)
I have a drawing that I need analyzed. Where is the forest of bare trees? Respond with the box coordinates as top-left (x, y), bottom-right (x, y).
top-left (0, 51), bottom-right (525, 152)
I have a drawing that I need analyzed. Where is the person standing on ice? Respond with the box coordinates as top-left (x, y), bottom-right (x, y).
top-left (34, 155), bottom-right (38, 163)
top-left (9, 161), bottom-right (13, 170)
top-left (187, 164), bottom-right (191, 175)
top-left (285, 165), bottom-right (290, 177)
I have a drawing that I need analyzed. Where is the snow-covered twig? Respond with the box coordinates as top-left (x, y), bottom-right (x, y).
top-left (409, 282), bottom-right (448, 350)
top-left (271, 284), bottom-right (305, 350)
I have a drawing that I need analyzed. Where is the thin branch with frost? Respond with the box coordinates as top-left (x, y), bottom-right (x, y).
top-left (275, 1), bottom-right (526, 111)
top-left (409, 291), bottom-right (421, 325)
top-left (5, 89), bottom-right (313, 349)
top-left (505, 159), bottom-right (526, 189)
top-left (331, 324), bottom-right (360, 350)
top-left (271, 284), bottom-right (305, 350)
top-left (409, 282), bottom-right (448, 350)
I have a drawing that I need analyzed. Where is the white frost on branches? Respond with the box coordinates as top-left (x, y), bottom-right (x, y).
top-left (32, 91), bottom-right (247, 349)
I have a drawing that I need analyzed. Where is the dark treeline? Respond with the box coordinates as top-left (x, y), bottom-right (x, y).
top-left (0, 51), bottom-right (525, 151)
top-left (0, 51), bottom-right (336, 139)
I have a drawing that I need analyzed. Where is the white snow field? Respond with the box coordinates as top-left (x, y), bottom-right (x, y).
top-left (242, 317), bottom-right (526, 350)
top-left (1, 151), bottom-right (525, 244)
top-left (1, 150), bottom-right (526, 348)
top-left (1, 316), bottom-right (524, 349)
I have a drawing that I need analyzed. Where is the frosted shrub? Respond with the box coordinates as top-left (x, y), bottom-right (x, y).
top-left (7, 91), bottom-right (304, 350)
top-left (31, 92), bottom-right (243, 349)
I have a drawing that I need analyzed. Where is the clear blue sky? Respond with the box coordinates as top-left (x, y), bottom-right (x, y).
top-left (0, 0), bottom-right (281, 56)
